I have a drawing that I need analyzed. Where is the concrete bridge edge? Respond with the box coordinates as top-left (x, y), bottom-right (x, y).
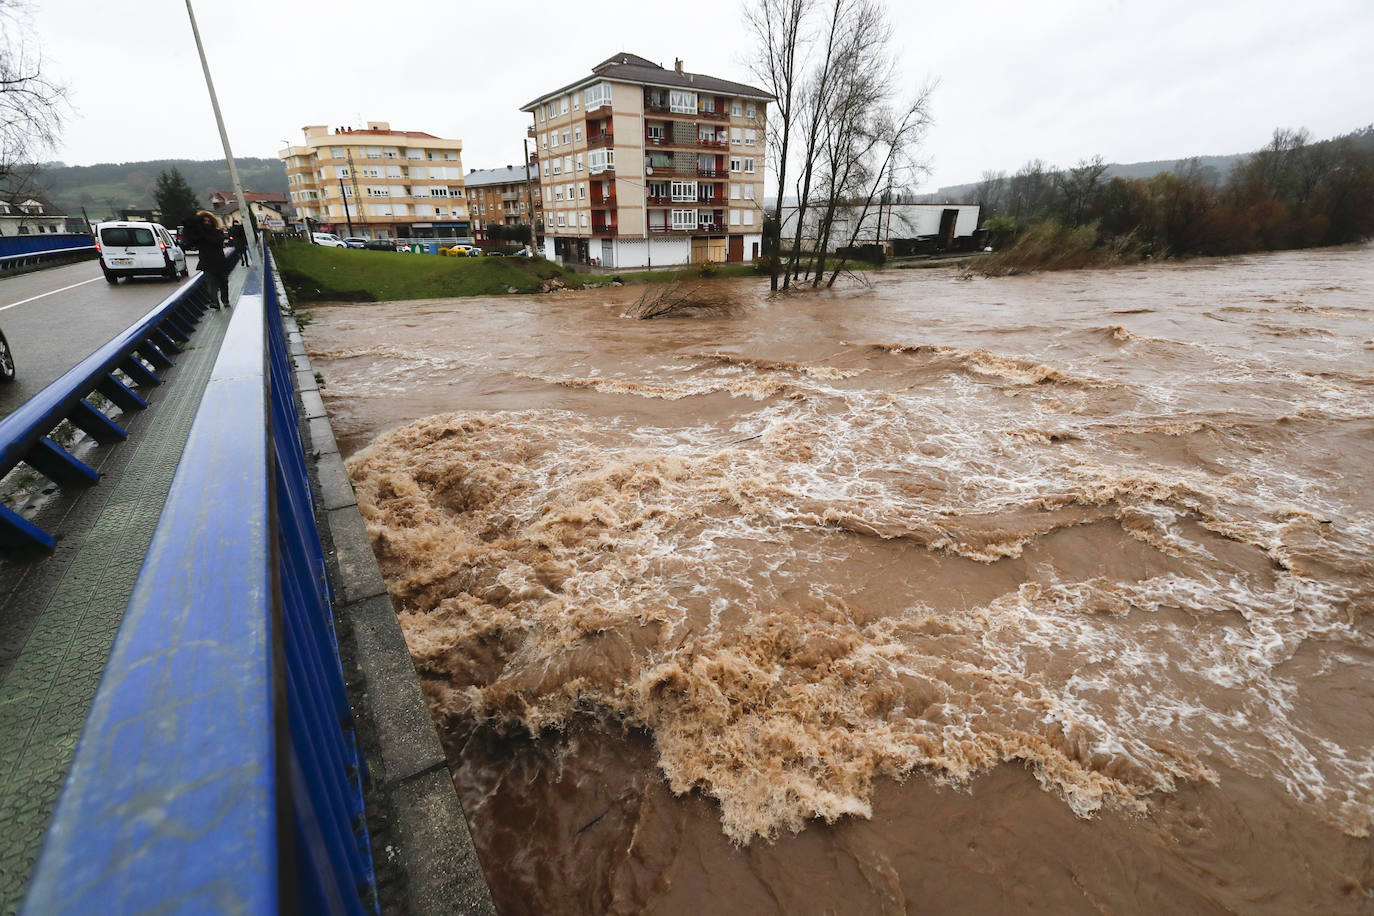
top-left (280, 282), bottom-right (497, 915)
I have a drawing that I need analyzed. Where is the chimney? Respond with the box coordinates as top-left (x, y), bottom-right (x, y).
top-left (674, 58), bottom-right (683, 74)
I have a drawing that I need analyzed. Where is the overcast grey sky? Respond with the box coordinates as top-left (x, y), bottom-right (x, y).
top-left (30, 0), bottom-right (1374, 191)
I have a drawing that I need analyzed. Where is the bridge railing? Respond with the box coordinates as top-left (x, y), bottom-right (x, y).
top-left (0, 256), bottom-right (238, 549)
top-left (22, 239), bottom-right (377, 914)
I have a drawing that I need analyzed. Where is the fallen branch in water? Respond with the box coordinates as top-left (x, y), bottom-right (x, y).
top-left (631, 281), bottom-right (742, 319)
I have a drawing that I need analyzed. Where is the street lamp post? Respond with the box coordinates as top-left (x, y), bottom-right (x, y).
top-left (184, 0), bottom-right (257, 255)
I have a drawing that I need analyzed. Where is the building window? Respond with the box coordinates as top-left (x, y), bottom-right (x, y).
top-left (745, 129), bottom-right (757, 145)
top-left (669, 90), bottom-right (697, 114)
top-left (585, 81), bottom-right (612, 109)
top-left (670, 180), bottom-right (698, 201)
top-left (744, 158), bottom-right (755, 173)
top-left (580, 212), bottom-right (588, 227)
top-left (578, 183), bottom-right (587, 199)
top-left (576, 153), bottom-right (584, 171)
top-left (742, 209), bottom-right (754, 226)
top-left (555, 187), bottom-right (563, 201)
top-left (730, 157), bottom-right (741, 172)
top-left (671, 209), bottom-right (697, 229)
top-left (588, 149), bottom-right (615, 174)
top-left (543, 163), bottom-right (549, 176)
top-left (561, 131), bottom-right (570, 145)
top-left (730, 209), bottom-right (740, 226)
top-left (744, 184), bottom-right (755, 200)
top-left (563, 156), bottom-right (572, 173)
top-left (730, 183), bottom-right (741, 199)
top-left (647, 124), bottom-right (664, 140)
top-left (552, 160), bottom-right (561, 175)
top-left (732, 102), bottom-right (741, 117)
top-left (648, 180), bottom-right (668, 198)
top-left (541, 132), bottom-right (548, 149)
top-left (731, 127), bottom-right (742, 143)
top-left (746, 103), bottom-right (757, 118)
top-left (560, 96), bottom-right (568, 114)
top-left (574, 127), bottom-right (582, 142)
top-left (557, 214), bottom-right (566, 227)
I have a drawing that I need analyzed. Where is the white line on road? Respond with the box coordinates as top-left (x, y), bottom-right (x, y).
top-left (0, 276), bottom-right (103, 313)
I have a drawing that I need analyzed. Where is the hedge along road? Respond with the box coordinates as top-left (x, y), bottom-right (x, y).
top-left (0, 259), bottom-right (198, 418)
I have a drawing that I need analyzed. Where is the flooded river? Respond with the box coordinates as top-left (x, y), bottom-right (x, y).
top-left (304, 247), bottom-right (1374, 914)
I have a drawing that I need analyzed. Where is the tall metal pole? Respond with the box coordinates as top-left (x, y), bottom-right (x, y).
top-left (185, 0), bottom-right (258, 255)
top-left (338, 179), bottom-right (354, 236)
top-left (523, 136), bottom-right (537, 255)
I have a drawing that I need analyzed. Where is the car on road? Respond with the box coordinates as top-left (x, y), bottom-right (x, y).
top-left (312, 232), bottom-right (347, 248)
top-left (0, 328), bottom-right (14, 383)
top-left (95, 221), bottom-right (188, 283)
top-left (442, 244), bottom-right (482, 257)
top-left (362, 239), bottom-right (397, 251)
top-left (343, 237), bottom-right (367, 249)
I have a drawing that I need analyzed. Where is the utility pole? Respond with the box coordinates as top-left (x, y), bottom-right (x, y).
top-left (184, 0), bottom-right (256, 256)
top-left (522, 136), bottom-right (537, 254)
top-left (338, 179), bottom-right (354, 236)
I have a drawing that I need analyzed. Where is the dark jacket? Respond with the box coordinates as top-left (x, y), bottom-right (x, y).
top-left (186, 220), bottom-right (227, 271)
top-left (228, 223), bottom-right (248, 254)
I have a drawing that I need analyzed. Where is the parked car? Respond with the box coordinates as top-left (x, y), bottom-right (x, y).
top-left (95, 221), bottom-right (188, 283)
top-left (363, 239), bottom-right (396, 251)
top-left (311, 232), bottom-right (347, 248)
top-left (0, 328), bottom-right (14, 383)
top-left (442, 244), bottom-right (474, 257)
top-left (343, 237), bottom-right (367, 249)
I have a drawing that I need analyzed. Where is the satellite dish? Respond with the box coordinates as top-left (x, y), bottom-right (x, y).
top-left (645, 167), bottom-right (654, 175)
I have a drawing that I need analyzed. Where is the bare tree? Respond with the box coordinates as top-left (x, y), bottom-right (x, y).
top-left (779, 0), bottom-right (855, 289)
top-left (1054, 155), bottom-right (1108, 226)
top-left (974, 169), bottom-right (1007, 221)
top-left (823, 84), bottom-right (934, 286)
top-left (0, 1), bottom-right (66, 183)
top-left (745, 0), bottom-right (808, 292)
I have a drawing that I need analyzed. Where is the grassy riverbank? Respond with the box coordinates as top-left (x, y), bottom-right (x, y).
top-left (273, 242), bottom-right (585, 302)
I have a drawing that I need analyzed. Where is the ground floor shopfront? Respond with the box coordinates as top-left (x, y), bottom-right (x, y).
top-left (545, 233), bottom-right (763, 269)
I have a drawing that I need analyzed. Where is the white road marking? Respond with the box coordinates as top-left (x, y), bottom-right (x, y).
top-left (0, 276), bottom-right (103, 312)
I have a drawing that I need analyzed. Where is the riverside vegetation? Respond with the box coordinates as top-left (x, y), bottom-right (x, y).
top-left (978, 125), bottom-right (1374, 275)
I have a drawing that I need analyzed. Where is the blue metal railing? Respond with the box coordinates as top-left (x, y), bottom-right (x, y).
top-left (0, 257), bottom-right (236, 548)
top-left (22, 239), bottom-right (378, 914)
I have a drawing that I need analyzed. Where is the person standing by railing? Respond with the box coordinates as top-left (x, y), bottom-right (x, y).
top-left (228, 219), bottom-right (250, 268)
top-left (184, 210), bottom-right (230, 309)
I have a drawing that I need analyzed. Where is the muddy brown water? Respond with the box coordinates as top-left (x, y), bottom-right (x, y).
top-left (304, 247), bottom-right (1374, 914)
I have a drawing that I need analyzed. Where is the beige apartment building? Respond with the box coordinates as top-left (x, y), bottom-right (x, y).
top-left (521, 53), bottom-right (771, 268)
top-left (464, 163), bottom-right (542, 246)
top-left (277, 122), bottom-right (470, 240)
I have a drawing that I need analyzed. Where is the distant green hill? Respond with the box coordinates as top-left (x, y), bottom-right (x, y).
top-left (33, 157), bottom-right (288, 220)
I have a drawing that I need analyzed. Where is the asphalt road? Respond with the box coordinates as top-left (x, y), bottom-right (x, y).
top-left (0, 260), bottom-right (196, 419)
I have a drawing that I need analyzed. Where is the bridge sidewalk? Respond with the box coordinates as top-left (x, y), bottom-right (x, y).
top-left (0, 267), bottom-right (248, 915)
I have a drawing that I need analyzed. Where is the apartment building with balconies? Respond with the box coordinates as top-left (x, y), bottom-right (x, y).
top-left (464, 163), bottom-right (542, 245)
top-left (520, 53), bottom-right (771, 268)
top-left (277, 122), bottom-right (470, 240)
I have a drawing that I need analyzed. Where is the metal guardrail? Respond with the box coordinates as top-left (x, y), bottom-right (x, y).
top-left (0, 258), bottom-right (237, 549)
top-left (22, 240), bottom-right (377, 913)
top-left (0, 244), bottom-right (98, 274)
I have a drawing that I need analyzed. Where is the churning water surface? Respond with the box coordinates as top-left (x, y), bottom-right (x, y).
top-left (305, 246), bottom-right (1374, 914)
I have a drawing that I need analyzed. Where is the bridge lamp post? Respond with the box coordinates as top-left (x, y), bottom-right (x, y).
top-left (184, 0), bottom-right (257, 255)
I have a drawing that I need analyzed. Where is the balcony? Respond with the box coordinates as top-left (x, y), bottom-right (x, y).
top-left (590, 224), bottom-right (617, 236)
top-left (646, 194), bottom-right (671, 206)
top-left (587, 131), bottom-right (615, 149)
top-left (697, 168), bottom-right (726, 179)
top-left (502, 191), bottom-right (521, 201)
top-left (590, 188), bottom-right (617, 206)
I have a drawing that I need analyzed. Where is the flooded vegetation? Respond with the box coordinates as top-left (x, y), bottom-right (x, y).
top-left (305, 246), bottom-right (1374, 914)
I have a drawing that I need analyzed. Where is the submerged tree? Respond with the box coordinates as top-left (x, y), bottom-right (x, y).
top-left (747, 0), bottom-right (934, 290)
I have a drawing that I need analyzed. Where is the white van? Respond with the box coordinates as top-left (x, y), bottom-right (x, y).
top-left (311, 232), bottom-right (347, 248)
top-left (96, 221), bottom-right (188, 283)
